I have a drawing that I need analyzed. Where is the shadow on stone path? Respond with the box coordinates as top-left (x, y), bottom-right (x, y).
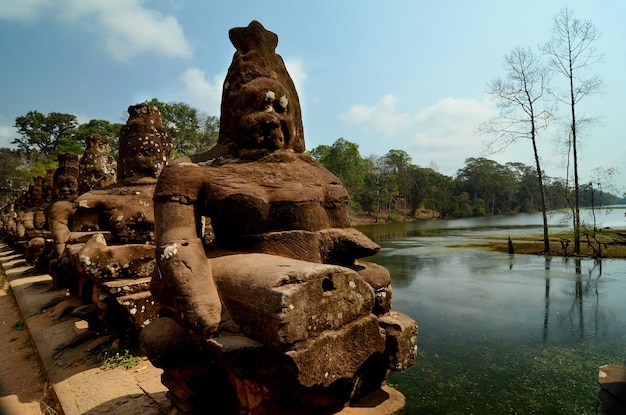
top-left (0, 242), bottom-right (172, 415)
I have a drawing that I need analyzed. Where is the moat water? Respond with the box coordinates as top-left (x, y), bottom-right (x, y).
top-left (357, 207), bottom-right (626, 414)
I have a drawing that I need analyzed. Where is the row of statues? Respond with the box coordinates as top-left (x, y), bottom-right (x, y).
top-left (1, 21), bottom-right (417, 415)
top-left (2, 102), bottom-right (170, 331)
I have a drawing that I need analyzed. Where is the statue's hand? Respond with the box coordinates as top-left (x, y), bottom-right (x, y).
top-left (155, 239), bottom-right (222, 337)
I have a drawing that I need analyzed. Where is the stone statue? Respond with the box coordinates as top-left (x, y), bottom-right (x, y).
top-left (49, 136), bottom-right (117, 261)
top-left (47, 153), bottom-right (80, 270)
top-left (72, 103), bottom-right (170, 243)
top-left (142, 21), bottom-right (417, 414)
top-left (78, 134), bottom-right (117, 195)
top-left (58, 104), bottom-right (170, 327)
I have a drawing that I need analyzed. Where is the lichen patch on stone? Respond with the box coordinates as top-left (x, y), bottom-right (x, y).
top-left (161, 243), bottom-right (178, 260)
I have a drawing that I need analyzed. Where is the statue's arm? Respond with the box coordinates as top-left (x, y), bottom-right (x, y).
top-left (47, 201), bottom-right (72, 258)
top-left (154, 198), bottom-right (222, 335)
top-left (72, 194), bottom-right (104, 232)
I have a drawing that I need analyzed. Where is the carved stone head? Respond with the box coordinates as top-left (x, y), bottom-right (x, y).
top-left (42, 169), bottom-right (56, 202)
top-left (53, 152), bottom-right (80, 201)
top-left (118, 103), bottom-right (171, 181)
top-left (30, 175), bottom-right (44, 207)
top-left (218, 21), bottom-right (305, 156)
top-left (79, 134), bottom-right (117, 193)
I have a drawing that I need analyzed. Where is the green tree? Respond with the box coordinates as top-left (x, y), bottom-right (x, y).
top-left (456, 158), bottom-right (517, 215)
top-left (308, 144), bottom-right (331, 162)
top-left (310, 138), bottom-right (366, 207)
top-left (0, 148), bottom-right (27, 190)
top-left (13, 111), bottom-right (79, 158)
top-left (356, 156), bottom-right (377, 215)
top-left (384, 149), bottom-right (413, 219)
top-left (507, 162), bottom-right (540, 212)
top-left (74, 119), bottom-right (123, 156)
top-left (364, 154), bottom-right (392, 222)
top-left (544, 7), bottom-right (603, 255)
top-left (199, 114), bottom-right (220, 154)
top-left (148, 98), bottom-right (219, 158)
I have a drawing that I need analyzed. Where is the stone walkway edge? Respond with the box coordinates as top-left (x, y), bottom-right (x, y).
top-left (0, 242), bottom-right (172, 415)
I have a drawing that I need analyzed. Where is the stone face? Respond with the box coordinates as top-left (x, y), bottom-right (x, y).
top-left (54, 152), bottom-right (80, 201)
top-left (79, 134), bottom-right (117, 194)
top-left (118, 103), bottom-right (171, 182)
top-left (219, 20), bottom-right (305, 156)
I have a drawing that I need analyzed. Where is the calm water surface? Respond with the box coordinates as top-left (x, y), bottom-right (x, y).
top-left (357, 208), bottom-right (626, 415)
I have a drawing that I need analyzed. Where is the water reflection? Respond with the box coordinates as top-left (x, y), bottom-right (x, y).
top-left (357, 213), bottom-right (626, 414)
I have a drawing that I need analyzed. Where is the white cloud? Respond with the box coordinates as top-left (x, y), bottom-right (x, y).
top-left (0, 0), bottom-right (192, 61)
top-left (340, 94), bottom-right (411, 136)
top-left (0, 0), bottom-right (50, 23)
top-left (412, 96), bottom-right (496, 149)
top-left (0, 122), bottom-right (16, 148)
top-left (408, 96), bottom-right (497, 174)
top-left (339, 94), bottom-right (498, 175)
top-left (179, 68), bottom-right (224, 115)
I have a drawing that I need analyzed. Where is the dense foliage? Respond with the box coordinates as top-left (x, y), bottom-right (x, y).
top-left (146, 98), bottom-right (219, 159)
top-left (309, 138), bottom-right (620, 221)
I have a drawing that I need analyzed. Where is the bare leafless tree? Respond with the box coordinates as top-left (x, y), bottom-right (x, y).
top-left (543, 7), bottom-right (604, 256)
top-left (480, 46), bottom-right (553, 253)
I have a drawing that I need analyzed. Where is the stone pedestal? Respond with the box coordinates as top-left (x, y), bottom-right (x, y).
top-left (142, 254), bottom-right (418, 414)
top-left (597, 364), bottom-right (626, 415)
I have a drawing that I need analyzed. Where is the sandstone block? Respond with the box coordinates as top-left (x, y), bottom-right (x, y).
top-left (379, 311), bottom-right (418, 371)
top-left (77, 233), bottom-right (156, 280)
top-left (353, 260), bottom-right (393, 315)
top-left (286, 314), bottom-right (385, 387)
top-left (211, 253), bottom-right (375, 348)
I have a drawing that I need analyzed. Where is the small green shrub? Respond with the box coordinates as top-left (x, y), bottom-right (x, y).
top-left (94, 345), bottom-right (144, 370)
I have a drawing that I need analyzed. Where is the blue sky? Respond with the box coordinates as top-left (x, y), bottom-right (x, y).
top-left (1, 0), bottom-right (625, 191)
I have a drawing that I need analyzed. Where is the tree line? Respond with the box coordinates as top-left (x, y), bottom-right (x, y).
top-left (309, 137), bottom-right (621, 222)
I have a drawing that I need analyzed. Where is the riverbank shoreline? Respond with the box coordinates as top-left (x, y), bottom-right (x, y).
top-left (351, 211), bottom-right (626, 259)
top-left (459, 228), bottom-right (626, 259)
top-left (350, 207), bottom-right (440, 226)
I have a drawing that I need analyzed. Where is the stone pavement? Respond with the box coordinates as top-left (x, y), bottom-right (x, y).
top-left (0, 242), bottom-right (172, 415)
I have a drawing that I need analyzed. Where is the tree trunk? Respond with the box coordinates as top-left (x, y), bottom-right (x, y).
top-left (535, 147), bottom-right (550, 254)
top-left (570, 69), bottom-right (581, 256)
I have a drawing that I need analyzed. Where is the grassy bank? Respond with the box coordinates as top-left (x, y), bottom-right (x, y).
top-left (465, 228), bottom-right (626, 259)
